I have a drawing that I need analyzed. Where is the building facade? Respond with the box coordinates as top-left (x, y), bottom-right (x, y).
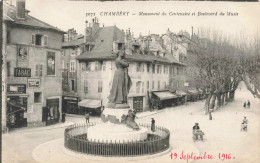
top-left (3, 1), bottom-right (65, 129)
top-left (75, 19), bottom-right (182, 113)
top-left (61, 29), bottom-right (84, 114)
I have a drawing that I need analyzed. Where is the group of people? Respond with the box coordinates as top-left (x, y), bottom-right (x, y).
top-left (243, 100), bottom-right (250, 109)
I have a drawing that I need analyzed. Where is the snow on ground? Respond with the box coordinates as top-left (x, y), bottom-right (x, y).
top-left (2, 83), bottom-right (260, 163)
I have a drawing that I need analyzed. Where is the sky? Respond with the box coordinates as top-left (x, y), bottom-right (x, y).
top-left (9, 0), bottom-right (260, 41)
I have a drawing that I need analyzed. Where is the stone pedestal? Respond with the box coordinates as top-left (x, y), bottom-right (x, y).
top-left (87, 122), bottom-right (148, 142)
top-left (88, 106), bottom-right (148, 142)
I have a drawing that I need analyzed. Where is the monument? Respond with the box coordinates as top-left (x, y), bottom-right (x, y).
top-left (64, 48), bottom-right (170, 156)
top-left (87, 49), bottom-right (148, 142)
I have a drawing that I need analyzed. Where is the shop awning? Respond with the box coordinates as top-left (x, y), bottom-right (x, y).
top-left (187, 89), bottom-right (198, 94)
top-left (153, 91), bottom-right (177, 100)
top-left (176, 90), bottom-right (187, 96)
top-left (78, 99), bottom-right (101, 108)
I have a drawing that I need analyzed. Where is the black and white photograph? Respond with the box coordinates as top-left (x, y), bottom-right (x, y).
top-left (1, 0), bottom-right (260, 163)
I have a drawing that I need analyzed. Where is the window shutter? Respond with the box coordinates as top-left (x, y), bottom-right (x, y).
top-left (32, 34), bottom-right (35, 45)
top-left (43, 35), bottom-right (48, 46)
top-left (40, 65), bottom-right (43, 76)
top-left (35, 65), bottom-right (39, 76)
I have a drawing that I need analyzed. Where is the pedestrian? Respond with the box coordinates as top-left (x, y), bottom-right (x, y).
top-left (243, 102), bottom-right (246, 109)
top-left (85, 112), bottom-right (90, 123)
top-left (209, 111), bottom-right (212, 120)
top-left (247, 100), bottom-right (250, 109)
top-left (242, 117), bottom-right (248, 124)
top-left (62, 112), bottom-right (66, 123)
top-left (151, 118), bottom-right (155, 132)
top-left (241, 117), bottom-right (248, 131)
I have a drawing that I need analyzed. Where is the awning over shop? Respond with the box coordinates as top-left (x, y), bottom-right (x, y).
top-left (153, 91), bottom-right (177, 100)
top-left (187, 89), bottom-right (198, 94)
top-left (78, 99), bottom-right (101, 108)
top-left (176, 90), bottom-right (187, 96)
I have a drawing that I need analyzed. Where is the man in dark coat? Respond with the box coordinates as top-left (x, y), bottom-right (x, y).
top-left (62, 112), bottom-right (66, 123)
top-left (151, 118), bottom-right (155, 132)
top-left (247, 100), bottom-right (250, 108)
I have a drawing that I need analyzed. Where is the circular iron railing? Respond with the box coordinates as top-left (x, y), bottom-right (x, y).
top-left (64, 123), bottom-right (170, 157)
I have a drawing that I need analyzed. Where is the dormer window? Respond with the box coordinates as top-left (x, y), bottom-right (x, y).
top-left (32, 34), bottom-right (48, 46)
top-left (86, 44), bottom-right (94, 52)
top-left (118, 43), bottom-right (124, 50)
top-left (132, 45), bottom-right (140, 53)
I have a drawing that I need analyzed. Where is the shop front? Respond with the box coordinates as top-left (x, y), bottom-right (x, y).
top-left (78, 99), bottom-right (102, 115)
top-left (62, 96), bottom-right (79, 114)
top-left (152, 91), bottom-right (178, 109)
top-left (6, 84), bottom-right (28, 129)
top-left (133, 96), bottom-right (143, 113)
top-left (42, 98), bottom-right (60, 126)
top-left (187, 89), bottom-right (199, 102)
top-left (175, 90), bottom-right (187, 105)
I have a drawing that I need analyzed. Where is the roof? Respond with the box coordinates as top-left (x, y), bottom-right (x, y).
top-left (76, 26), bottom-right (124, 61)
top-left (126, 52), bottom-right (171, 64)
top-left (3, 3), bottom-right (65, 34)
top-left (62, 38), bottom-right (85, 47)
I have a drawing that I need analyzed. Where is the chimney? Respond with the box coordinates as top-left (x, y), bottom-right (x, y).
top-left (16, 0), bottom-right (25, 19)
top-left (85, 20), bottom-right (92, 42)
top-left (92, 17), bottom-right (100, 37)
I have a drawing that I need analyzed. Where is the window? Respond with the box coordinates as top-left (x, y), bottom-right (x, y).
top-left (142, 82), bottom-right (144, 93)
top-left (152, 81), bottom-right (154, 90)
top-left (136, 81), bottom-right (141, 93)
top-left (118, 43), bottom-right (124, 50)
top-left (152, 64), bottom-right (155, 74)
top-left (132, 45), bottom-right (140, 53)
top-left (7, 62), bottom-right (11, 77)
top-left (70, 60), bottom-right (76, 72)
top-left (98, 81), bottom-right (103, 93)
top-left (158, 81), bottom-right (160, 90)
top-left (71, 80), bottom-right (75, 91)
top-left (32, 34), bottom-right (48, 46)
top-left (157, 65), bottom-right (162, 74)
top-left (136, 63), bottom-right (142, 72)
top-left (7, 31), bottom-right (11, 44)
top-left (95, 61), bottom-right (102, 71)
top-left (86, 45), bottom-right (94, 52)
top-left (102, 62), bottom-right (106, 71)
top-left (35, 64), bottom-right (43, 76)
top-left (163, 65), bottom-right (165, 74)
top-left (164, 81), bottom-right (167, 89)
top-left (147, 63), bottom-right (150, 73)
top-left (147, 81), bottom-right (149, 90)
top-left (67, 62), bottom-right (70, 69)
top-left (34, 92), bottom-right (42, 103)
top-left (84, 80), bottom-right (88, 93)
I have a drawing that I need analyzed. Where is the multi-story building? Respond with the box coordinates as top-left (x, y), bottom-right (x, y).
top-left (75, 19), bottom-right (173, 113)
top-left (61, 29), bottom-right (84, 114)
top-left (3, 0), bottom-right (65, 129)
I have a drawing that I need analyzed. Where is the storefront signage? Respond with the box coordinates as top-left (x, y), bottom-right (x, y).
top-left (14, 68), bottom-right (31, 77)
top-left (28, 78), bottom-right (40, 88)
top-left (184, 82), bottom-right (189, 87)
top-left (64, 97), bottom-right (78, 101)
top-left (7, 84), bottom-right (26, 94)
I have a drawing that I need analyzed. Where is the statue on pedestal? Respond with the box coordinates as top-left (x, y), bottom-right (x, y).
top-left (108, 48), bottom-right (132, 108)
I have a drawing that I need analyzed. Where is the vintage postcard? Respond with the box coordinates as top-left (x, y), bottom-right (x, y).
top-left (1, 0), bottom-right (260, 163)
